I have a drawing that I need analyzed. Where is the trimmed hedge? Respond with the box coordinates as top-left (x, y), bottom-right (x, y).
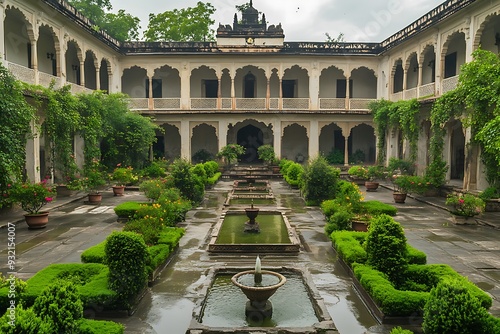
top-left (157, 227), bottom-right (185, 247)
top-left (81, 241), bottom-right (106, 264)
top-left (78, 318), bottom-right (124, 334)
top-left (147, 244), bottom-right (171, 274)
top-left (360, 200), bottom-right (397, 216)
top-left (113, 201), bottom-right (145, 218)
top-left (23, 264), bottom-right (116, 309)
top-left (207, 172), bottom-right (221, 186)
top-left (330, 231), bottom-right (427, 266)
top-left (352, 263), bottom-right (492, 316)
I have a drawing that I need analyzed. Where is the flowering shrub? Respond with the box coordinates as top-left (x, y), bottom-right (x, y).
top-left (445, 193), bottom-right (485, 217)
top-left (82, 159), bottom-right (106, 194)
top-left (8, 179), bottom-right (55, 214)
top-left (392, 175), bottom-right (429, 194)
top-left (111, 165), bottom-right (136, 186)
top-left (348, 165), bottom-right (369, 179)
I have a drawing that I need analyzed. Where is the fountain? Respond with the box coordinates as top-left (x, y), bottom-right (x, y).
top-left (244, 201), bottom-right (260, 233)
top-left (231, 256), bottom-right (286, 321)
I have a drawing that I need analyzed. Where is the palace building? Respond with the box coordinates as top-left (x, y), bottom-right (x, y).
top-left (1, 0), bottom-right (499, 190)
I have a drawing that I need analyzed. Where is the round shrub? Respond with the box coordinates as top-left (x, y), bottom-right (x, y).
top-left (32, 280), bottom-right (83, 333)
top-left (170, 158), bottom-right (204, 204)
top-left (105, 231), bottom-right (148, 308)
top-left (423, 278), bottom-right (492, 334)
top-left (191, 163), bottom-right (208, 184)
top-left (0, 304), bottom-right (52, 333)
top-left (301, 156), bottom-right (340, 205)
top-left (327, 208), bottom-right (353, 232)
top-left (390, 326), bottom-right (414, 334)
top-left (203, 160), bottom-right (219, 178)
top-left (365, 214), bottom-right (408, 286)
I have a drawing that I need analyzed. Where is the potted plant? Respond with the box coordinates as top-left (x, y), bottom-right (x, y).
top-left (8, 179), bottom-right (55, 229)
top-left (364, 166), bottom-right (385, 192)
top-left (348, 165), bottom-right (369, 185)
top-left (82, 159), bottom-right (106, 204)
top-left (257, 144), bottom-right (278, 169)
top-left (445, 193), bottom-right (485, 224)
top-left (216, 144), bottom-right (245, 168)
top-left (110, 165), bottom-right (135, 196)
top-left (392, 175), bottom-right (429, 203)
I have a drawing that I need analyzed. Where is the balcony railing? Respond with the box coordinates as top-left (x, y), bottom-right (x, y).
top-left (39, 72), bottom-right (62, 89)
top-left (419, 82), bottom-right (435, 98)
top-left (442, 75), bottom-right (459, 93)
top-left (128, 98), bottom-right (149, 110)
top-left (319, 98), bottom-right (345, 110)
top-left (70, 83), bottom-right (93, 94)
top-left (154, 98), bottom-right (181, 109)
top-left (404, 87), bottom-right (417, 99)
top-left (235, 98), bottom-right (266, 110)
top-left (349, 99), bottom-right (374, 110)
top-left (391, 92), bottom-right (403, 101)
top-left (7, 62), bottom-right (35, 85)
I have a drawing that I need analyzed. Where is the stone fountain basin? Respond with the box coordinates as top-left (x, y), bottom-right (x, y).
top-left (207, 210), bottom-right (300, 254)
top-left (231, 270), bottom-right (287, 303)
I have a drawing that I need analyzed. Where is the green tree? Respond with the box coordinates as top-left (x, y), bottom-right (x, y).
top-left (144, 2), bottom-right (216, 42)
top-left (170, 158), bottom-right (205, 204)
top-left (301, 156), bottom-right (340, 205)
top-left (68, 0), bottom-right (140, 41)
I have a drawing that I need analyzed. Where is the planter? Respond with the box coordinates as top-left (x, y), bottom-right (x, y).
top-left (364, 181), bottom-right (379, 192)
top-left (87, 193), bottom-right (102, 205)
top-left (112, 185), bottom-right (125, 196)
top-left (271, 165), bottom-right (281, 174)
top-left (351, 220), bottom-right (369, 232)
top-left (349, 176), bottom-right (367, 186)
top-left (485, 199), bottom-right (500, 212)
top-left (393, 192), bottom-right (407, 204)
top-left (451, 214), bottom-right (478, 225)
top-left (56, 185), bottom-right (77, 197)
top-left (24, 212), bottom-right (49, 229)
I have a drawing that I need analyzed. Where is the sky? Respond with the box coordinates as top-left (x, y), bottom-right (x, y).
top-left (109, 0), bottom-right (445, 42)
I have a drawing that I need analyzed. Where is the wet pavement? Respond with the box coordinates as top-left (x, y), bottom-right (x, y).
top-left (0, 180), bottom-right (499, 333)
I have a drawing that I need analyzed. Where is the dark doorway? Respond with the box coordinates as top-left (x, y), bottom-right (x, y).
top-left (205, 79), bottom-right (218, 98)
top-left (282, 80), bottom-right (296, 98)
top-left (237, 124), bottom-right (263, 163)
top-left (146, 79), bottom-right (162, 98)
top-left (444, 52), bottom-right (457, 78)
top-left (336, 79), bottom-right (353, 98)
top-left (244, 72), bottom-right (256, 98)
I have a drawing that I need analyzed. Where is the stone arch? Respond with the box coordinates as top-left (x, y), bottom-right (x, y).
top-left (191, 123), bottom-right (218, 162)
top-left (405, 52), bottom-right (419, 89)
top-left (441, 31), bottom-right (466, 78)
top-left (153, 65), bottom-right (181, 98)
top-left (122, 66), bottom-right (148, 98)
top-left (99, 58), bottom-right (111, 92)
top-left (391, 58), bottom-right (404, 93)
top-left (37, 24), bottom-right (60, 76)
top-left (473, 12), bottom-right (500, 52)
top-left (162, 123), bottom-right (181, 161)
top-left (319, 122), bottom-right (344, 163)
top-left (349, 123), bottom-right (376, 164)
top-left (4, 6), bottom-right (34, 67)
top-left (234, 65), bottom-right (266, 98)
top-left (449, 120), bottom-right (465, 180)
top-left (84, 49), bottom-right (98, 89)
top-left (191, 65), bottom-right (217, 98)
top-left (420, 44), bottom-right (436, 85)
top-left (65, 40), bottom-right (83, 84)
top-left (350, 66), bottom-right (378, 99)
top-left (283, 65), bottom-right (309, 98)
top-left (227, 119), bottom-right (273, 163)
top-left (319, 66), bottom-right (345, 99)
top-left (282, 123), bottom-right (308, 162)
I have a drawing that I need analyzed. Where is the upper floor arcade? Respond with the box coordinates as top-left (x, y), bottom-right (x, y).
top-left (0, 0), bottom-right (499, 113)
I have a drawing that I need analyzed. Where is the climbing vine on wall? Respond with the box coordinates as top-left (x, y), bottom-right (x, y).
top-left (370, 98), bottom-right (420, 164)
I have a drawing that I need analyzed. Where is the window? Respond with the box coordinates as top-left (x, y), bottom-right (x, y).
top-left (244, 72), bottom-right (256, 98)
top-left (444, 52), bottom-right (457, 78)
top-left (282, 80), bottom-right (296, 98)
top-left (204, 79), bottom-right (218, 98)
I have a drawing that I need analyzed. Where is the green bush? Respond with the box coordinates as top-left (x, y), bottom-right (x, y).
top-left (407, 246), bottom-right (427, 265)
top-left (170, 158), bottom-right (204, 204)
top-left (157, 227), bottom-right (186, 247)
top-left (390, 326), bottom-right (414, 334)
top-left (105, 231), bottom-right (148, 308)
top-left (203, 160), bottom-right (219, 178)
top-left (124, 216), bottom-right (164, 246)
top-left (284, 162), bottom-right (304, 187)
top-left (191, 163), bottom-right (208, 184)
top-left (146, 244), bottom-right (171, 274)
top-left (359, 200), bottom-right (397, 216)
top-left (157, 195), bottom-right (192, 223)
top-left (387, 157), bottom-right (414, 175)
top-left (423, 278), bottom-right (493, 334)
top-left (0, 273), bottom-right (27, 313)
top-left (139, 160), bottom-right (167, 178)
top-left (479, 186), bottom-right (500, 200)
top-left (81, 241), bottom-right (106, 263)
top-left (32, 280), bottom-right (83, 333)
top-left (320, 199), bottom-right (343, 218)
top-left (279, 159), bottom-right (294, 175)
top-left (113, 201), bottom-right (144, 218)
top-left (301, 156), bottom-right (340, 205)
top-left (0, 304), bottom-right (52, 333)
top-left (325, 148), bottom-right (344, 164)
top-left (139, 178), bottom-right (172, 202)
top-left (207, 172), bottom-right (221, 186)
top-left (334, 180), bottom-right (363, 212)
top-left (78, 318), bottom-right (124, 334)
top-left (366, 215), bottom-right (408, 286)
top-left (326, 208), bottom-right (353, 232)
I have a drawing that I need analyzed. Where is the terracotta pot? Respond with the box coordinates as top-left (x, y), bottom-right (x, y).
top-left (56, 185), bottom-right (76, 197)
top-left (112, 185), bottom-right (125, 196)
top-left (87, 193), bottom-right (102, 204)
top-left (393, 192), bottom-right (407, 203)
top-left (364, 181), bottom-right (379, 192)
top-left (351, 220), bottom-right (369, 232)
top-left (24, 212), bottom-right (49, 229)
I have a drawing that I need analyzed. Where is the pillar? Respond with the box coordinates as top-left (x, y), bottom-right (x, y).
top-left (266, 77), bottom-right (270, 109)
top-left (217, 77), bottom-right (221, 109)
top-left (309, 65), bottom-right (320, 110)
top-left (278, 78), bottom-right (283, 109)
top-left (25, 120), bottom-right (41, 183)
top-left (273, 120), bottom-right (282, 159)
top-left (180, 63), bottom-right (190, 109)
top-left (231, 77), bottom-right (235, 110)
top-left (345, 75), bottom-right (350, 109)
top-left (308, 121), bottom-right (319, 159)
top-left (74, 134), bottom-right (85, 171)
top-left (0, 5), bottom-right (5, 65)
top-left (147, 69), bottom-right (154, 109)
top-left (218, 120), bottom-right (228, 151)
top-left (180, 121), bottom-right (190, 160)
top-left (417, 65), bottom-right (423, 98)
top-left (31, 40), bottom-right (39, 85)
top-left (95, 67), bottom-right (100, 90)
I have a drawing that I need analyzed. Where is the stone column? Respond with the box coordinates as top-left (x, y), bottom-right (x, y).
top-left (0, 4), bottom-right (5, 65)
top-left (417, 65), bottom-right (423, 98)
top-left (278, 78), bottom-right (283, 110)
top-left (273, 120), bottom-right (282, 159)
top-left (345, 75), bottom-right (350, 109)
top-left (266, 77), bottom-right (270, 109)
top-left (309, 64), bottom-right (319, 110)
top-left (74, 134), bottom-right (85, 171)
top-left (339, 123), bottom-right (352, 166)
top-left (180, 62), bottom-right (190, 109)
top-left (218, 120), bottom-right (228, 151)
top-left (231, 77), bottom-right (235, 110)
top-left (402, 68), bottom-right (407, 97)
top-left (25, 120), bottom-right (41, 183)
top-left (308, 120), bottom-right (319, 159)
top-left (217, 77), bottom-right (221, 109)
top-left (147, 69), bottom-right (154, 110)
top-left (31, 40), bottom-right (39, 85)
top-left (95, 66), bottom-right (100, 90)
top-left (180, 121), bottom-right (190, 160)
top-left (79, 61), bottom-right (85, 87)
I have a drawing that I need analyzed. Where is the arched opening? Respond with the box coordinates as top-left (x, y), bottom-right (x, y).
top-left (392, 59), bottom-right (403, 93)
top-left (450, 122), bottom-right (465, 180)
top-left (349, 124), bottom-right (376, 164)
top-left (84, 50), bottom-right (97, 89)
top-left (319, 123), bottom-right (344, 164)
top-left (191, 124), bottom-right (218, 163)
top-left (282, 124), bottom-right (308, 163)
top-left (65, 41), bottom-right (81, 85)
top-left (163, 124), bottom-right (181, 162)
top-left (237, 124), bottom-right (263, 163)
top-left (100, 59), bottom-right (110, 92)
